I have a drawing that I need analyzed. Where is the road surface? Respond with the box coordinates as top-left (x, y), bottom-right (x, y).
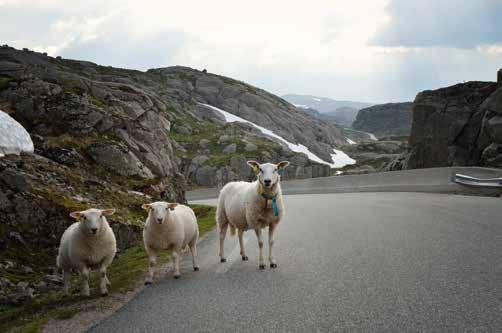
top-left (89, 192), bottom-right (501, 332)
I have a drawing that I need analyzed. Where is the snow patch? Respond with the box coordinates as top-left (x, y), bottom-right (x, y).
top-left (312, 98), bottom-right (322, 102)
top-left (346, 137), bottom-right (356, 145)
top-left (368, 132), bottom-right (378, 141)
top-left (0, 110), bottom-right (34, 157)
top-left (200, 103), bottom-right (356, 168)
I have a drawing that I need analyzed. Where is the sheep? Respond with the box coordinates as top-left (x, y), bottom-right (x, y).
top-left (216, 160), bottom-right (289, 269)
top-left (57, 208), bottom-right (117, 296)
top-left (142, 202), bottom-right (199, 283)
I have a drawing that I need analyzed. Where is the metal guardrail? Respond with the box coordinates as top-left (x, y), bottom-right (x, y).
top-left (452, 173), bottom-right (502, 188)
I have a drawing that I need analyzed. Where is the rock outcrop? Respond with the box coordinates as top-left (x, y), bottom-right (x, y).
top-left (340, 139), bottom-right (408, 174)
top-left (406, 81), bottom-right (499, 169)
top-left (352, 102), bottom-right (413, 138)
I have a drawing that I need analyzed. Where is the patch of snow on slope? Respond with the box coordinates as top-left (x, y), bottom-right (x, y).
top-left (0, 110), bottom-right (34, 157)
top-left (312, 98), bottom-right (321, 102)
top-left (200, 103), bottom-right (356, 168)
top-left (368, 133), bottom-right (378, 141)
top-left (346, 137), bottom-right (356, 145)
top-left (331, 149), bottom-right (356, 168)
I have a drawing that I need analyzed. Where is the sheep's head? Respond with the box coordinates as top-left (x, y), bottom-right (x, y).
top-left (70, 208), bottom-right (116, 236)
top-left (247, 160), bottom-right (290, 189)
top-left (142, 201), bottom-right (178, 225)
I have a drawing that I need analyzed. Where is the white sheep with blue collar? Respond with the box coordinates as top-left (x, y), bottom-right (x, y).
top-left (216, 160), bottom-right (289, 269)
top-left (57, 208), bottom-right (117, 297)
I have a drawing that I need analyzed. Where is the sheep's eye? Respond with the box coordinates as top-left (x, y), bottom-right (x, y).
top-left (82, 216), bottom-right (87, 220)
top-left (259, 168), bottom-right (264, 173)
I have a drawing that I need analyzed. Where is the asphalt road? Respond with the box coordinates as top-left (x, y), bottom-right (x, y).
top-left (89, 193), bottom-right (502, 332)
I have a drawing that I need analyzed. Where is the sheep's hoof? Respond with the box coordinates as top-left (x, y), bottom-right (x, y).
top-left (101, 292), bottom-right (109, 297)
top-left (270, 263), bottom-right (277, 268)
top-left (144, 281), bottom-right (152, 286)
top-left (259, 264), bottom-right (266, 270)
top-left (193, 266), bottom-right (199, 271)
top-left (242, 255), bottom-right (249, 261)
top-left (220, 258), bottom-right (227, 263)
top-left (174, 274), bottom-right (180, 279)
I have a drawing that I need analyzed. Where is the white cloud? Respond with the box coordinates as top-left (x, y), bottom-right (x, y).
top-left (0, 0), bottom-right (500, 102)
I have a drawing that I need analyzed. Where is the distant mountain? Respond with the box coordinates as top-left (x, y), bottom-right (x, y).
top-left (322, 107), bottom-right (359, 127)
top-left (282, 94), bottom-right (373, 113)
top-left (282, 94), bottom-right (372, 126)
top-left (352, 102), bottom-right (413, 139)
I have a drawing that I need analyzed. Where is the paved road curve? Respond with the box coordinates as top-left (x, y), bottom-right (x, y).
top-left (89, 193), bottom-right (502, 332)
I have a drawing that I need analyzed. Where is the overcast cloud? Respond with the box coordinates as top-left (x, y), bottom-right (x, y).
top-left (0, 0), bottom-right (500, 103)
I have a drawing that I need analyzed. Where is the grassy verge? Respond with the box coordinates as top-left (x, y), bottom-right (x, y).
top-left (0, 205), bottom-right (216, 333)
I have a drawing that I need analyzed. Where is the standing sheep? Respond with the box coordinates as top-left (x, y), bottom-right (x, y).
top-left (217, 160), bottom-right (289, 269)
top-left (57, 208), bottom-right (117, 296)
top-left (142, 202), bottom-right (199, 283)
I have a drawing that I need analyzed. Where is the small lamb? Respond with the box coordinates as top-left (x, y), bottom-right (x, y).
top-left (142, 202), bottom-right (199, 283)
top-left (57, 208), bottom-right (117, 296)
top-left (216, 160), bottom-right (289, 269)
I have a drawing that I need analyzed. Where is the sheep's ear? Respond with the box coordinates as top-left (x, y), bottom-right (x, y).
top-left (101, 209), bottom-right (116, 216)
top-left (168, 203), bottom-right (178, 211)
top-left (141, 204), bottom-right (152, 211)
top-left (277, 161), bottom-right (290, 169)
top-left (247, 160), bottom-right (260, 173)
top-left (69, 211), bottom-right (82, 220)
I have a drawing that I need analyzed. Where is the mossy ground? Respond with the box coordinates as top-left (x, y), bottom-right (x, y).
top-left (170, 115), bottom-right (283, 171)
top-left (0, 205), bottom-right (216, 333)
top-left (0, 75), bottom-right (12, 90)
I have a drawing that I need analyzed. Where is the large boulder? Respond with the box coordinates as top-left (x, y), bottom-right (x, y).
top-left (406, 81), bottom-right (498, 169)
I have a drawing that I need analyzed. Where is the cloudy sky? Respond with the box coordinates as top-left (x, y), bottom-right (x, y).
top-left (1, 0), bottom-right (501, 103)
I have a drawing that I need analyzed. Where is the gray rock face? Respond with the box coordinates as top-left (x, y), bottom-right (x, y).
top-left (222, 143), bottom-right (237, 154)
top-left (352, 102), bottom-right (413, 138)
top-left (244, 142), bottom-right (258, 152)
top-left (405, 81), bottom-right (498, 169)
top-left (87, 142), bottom-right (154, 178)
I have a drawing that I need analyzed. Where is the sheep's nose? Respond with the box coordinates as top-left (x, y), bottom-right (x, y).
top-left (264, 179), bottom-right (271, 186)
top-left (91, 228), bottom-right (98, 234)
top-left (157, 218), bottom-right (163, 224)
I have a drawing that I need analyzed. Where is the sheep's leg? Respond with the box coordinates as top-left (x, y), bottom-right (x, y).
top-left (254, 228), bottom-right (265, 269)
top-left (269, 224), bottom-right (277, 268)
top-left (99, 267), bottom-right (109, 296)
top-left (219, 223), bottom-right (229, 263)
top-left (172, 250), bottom-right (181, 279)
top-left (80, 267), bottom-right (90, 296)
top-left (145, 247), bottom-right (157, 285)
top-left (189, 244), bottom-right (199, 271)
top-left (63, 269), bottom-right (71, 295)
top-left (239, 229), bottom-right (248, 261)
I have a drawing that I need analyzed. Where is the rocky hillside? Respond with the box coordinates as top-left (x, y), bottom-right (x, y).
top-left (352, 102), bottom-right (413, 138)
top-left (398, 74), bottom-right (501, 169)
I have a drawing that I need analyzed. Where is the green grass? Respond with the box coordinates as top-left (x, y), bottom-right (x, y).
top-left (0, 75), bottom-right (12, 90)
top-left (0, 204), bottom-right (216, 333)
